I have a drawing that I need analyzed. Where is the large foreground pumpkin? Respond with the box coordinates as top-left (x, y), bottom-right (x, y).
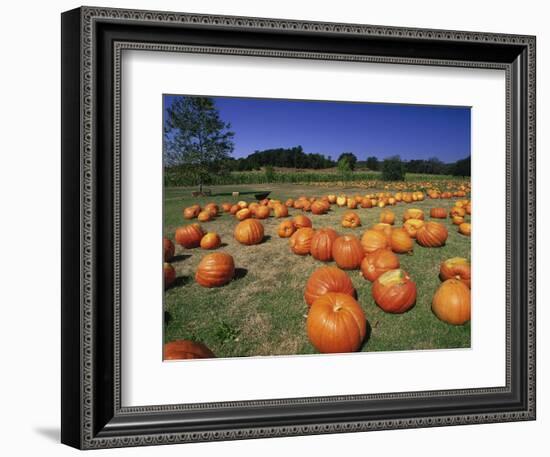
top-left (432, 279), bottom-right (471, 325)
top-left (234, 219), bottom-right (264, 245)
top-left (195, 252), bottom-right (235, 287)
top-left (310, 228), bottom-right (339, 261)
top-left (304, 266), bottom-right (355, 307)
top-left (361, 249), bottom-right (400, 282)
top-left (164, 340), bottom-right (215, 360)
top-left (175, 223), bottom-right (204, 248)
top-left (289, 227), bottom-right (315, 255)
top-left (416, 222), bottom-right (448, 247)
top-left (307, 292), bottom-right (367, 353)
top-left (372, 269), bottom-right (416, 313)
top-left (332, 235), bottom-right (364, 269)
top-left (440, 257), bottom-right (471, 288)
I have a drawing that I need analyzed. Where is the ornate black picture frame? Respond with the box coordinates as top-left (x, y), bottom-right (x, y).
top-left (61, 6), bottom-right (536, 449)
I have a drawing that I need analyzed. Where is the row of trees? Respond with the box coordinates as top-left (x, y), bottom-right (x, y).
top-left (164, 96), bottom-right (471, 190)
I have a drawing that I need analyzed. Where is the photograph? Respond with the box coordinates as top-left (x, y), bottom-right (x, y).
top-left (162, 95), bottom-right (472, 359)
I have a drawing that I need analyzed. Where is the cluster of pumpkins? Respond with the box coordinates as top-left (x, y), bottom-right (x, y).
top-left (163, 191), bottom-right (471, 358)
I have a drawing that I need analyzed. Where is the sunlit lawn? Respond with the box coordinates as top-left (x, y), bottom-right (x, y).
top-left (164, 183), bottom-right (471, 357)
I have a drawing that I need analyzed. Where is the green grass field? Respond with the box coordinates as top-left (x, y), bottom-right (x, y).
top-left (163, 183), bottom-right (470, 358)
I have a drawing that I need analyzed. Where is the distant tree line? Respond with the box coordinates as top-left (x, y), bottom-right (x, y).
top-left (220, 146), bottom-right (335, 171)
top-left (217, 148), bottom-right (470, 177)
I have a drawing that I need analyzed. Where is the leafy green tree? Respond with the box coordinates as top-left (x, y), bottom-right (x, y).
top-left (337, 156), bottom-right (352, 183)
top-left (382, 155), bottom-right (406, 181)
top-left (365, 156), bottom-right (379, 171)
top-left (337, 152), bottom-right (358, 171)
top-left (164, 96), bottom-right (235, 192)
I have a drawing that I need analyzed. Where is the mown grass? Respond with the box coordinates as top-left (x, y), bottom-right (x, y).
top-left (164, 183), bottom-right (471, 357)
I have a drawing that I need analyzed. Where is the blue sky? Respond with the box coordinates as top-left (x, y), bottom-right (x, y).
top-left (164, 95), bottom-right (471, 163)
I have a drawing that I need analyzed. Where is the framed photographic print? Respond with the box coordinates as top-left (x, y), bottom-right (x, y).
top-left (61, 6), bottom-right (536, 450)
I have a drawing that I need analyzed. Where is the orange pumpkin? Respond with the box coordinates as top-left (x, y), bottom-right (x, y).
top-left (360, 197), bottom-right (373, 208)
top-left (361, 229), bottom-right (389, 253)
top-left (360, 249), bottom-right (400, 282)
top-left (332, 235), bottom-right (365, 270)
top-left (432, 279), bottom-right (471, 325)
top-left (341, 211), bottom-right (361, 228)
top-left (175, 223), bottom-right (204, 248)
top-left (200, 232), bottom-right (221, 250)
top-left (390, 228), bottom-right (414, 254)
top-left (277, 220), bottom-right (296, 238)
top-left (293, 215), bottom-right (312, 229)
top-left (248, 202), bottom-right (260, 215)
top-left (450, 206), bottom-right (466, 218)
top-left (416, 222), bottom-right (448, 247)
top-left (229, 204), bottom-right (240, 215)
top-left (310, 228), bottom-right (339, 261)
top-left (372, 269), bottom-right (417, 313)
top-left (163, 237), bottom-right (175, 261)
top-left (430, 207), bottom-right (447, 219)
top-left (285, 198), bottom-right (295, 207)
top-left (254, 205), bottom-right (270, 219)
top-left (204, 203), bottom-right (219, 217)
top-left (403, 219), bottom-right (425, 238)
top-left (346, 198), bottom-right (358, 209)
top-left (197, 210), bottom-right (211, 222)
top-left (164, 262), bottom-right (176, 289)
top-left (440, 257), bottom-right (471, 288)
top-left (237, 201), bottom-right (248, 209)
top-left (183, 206), bottom-right (200, 219)
top-left (301, 201), bottom-right (312, 212)
top-left (164, 340), bottom-right (215, 360)
top-left (235, 208), bottom-right (252, 221)
top-left (273, 204), bottom-right (289, 218)
top-left (234, 219), bottom-right (264, 245)
top-left (465, 203), bottom-right (472, 215)
top-left (452, 215), bottom-right (465, 225)
top-left (458, 222), bottom-right (471, 236)
top-left (195, 252), bottom-right (235, 287)
top-left (289, 227), bottom-right (315, 255)
top-left (304, 266), bottom-right (356, 307)
top-left (311, 200), bottom-right (329, 215)
top-left (307, 292), bottom-right (367, 353)
top-left (221, 202), bottom-right (232, 213)
top-left (371, 223), bottom-right (393, 242)
top-left (336, 195), bottom-right (347, 207)
top-left (403, 208), bottom-right (424, 221)
top-left (379, 209), bottom-right (395, 225)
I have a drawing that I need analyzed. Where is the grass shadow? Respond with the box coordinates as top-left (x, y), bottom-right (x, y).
top-left (263, 235), bottom-right (272, 243)
top-left (168, 275), bottom-right (191, 289)
top-left (164, 310), bottom-right (172, 324)
top-left (234, 268), bottom-right (248, 280)
top-left (172, 254), bottom-right (191, 262)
